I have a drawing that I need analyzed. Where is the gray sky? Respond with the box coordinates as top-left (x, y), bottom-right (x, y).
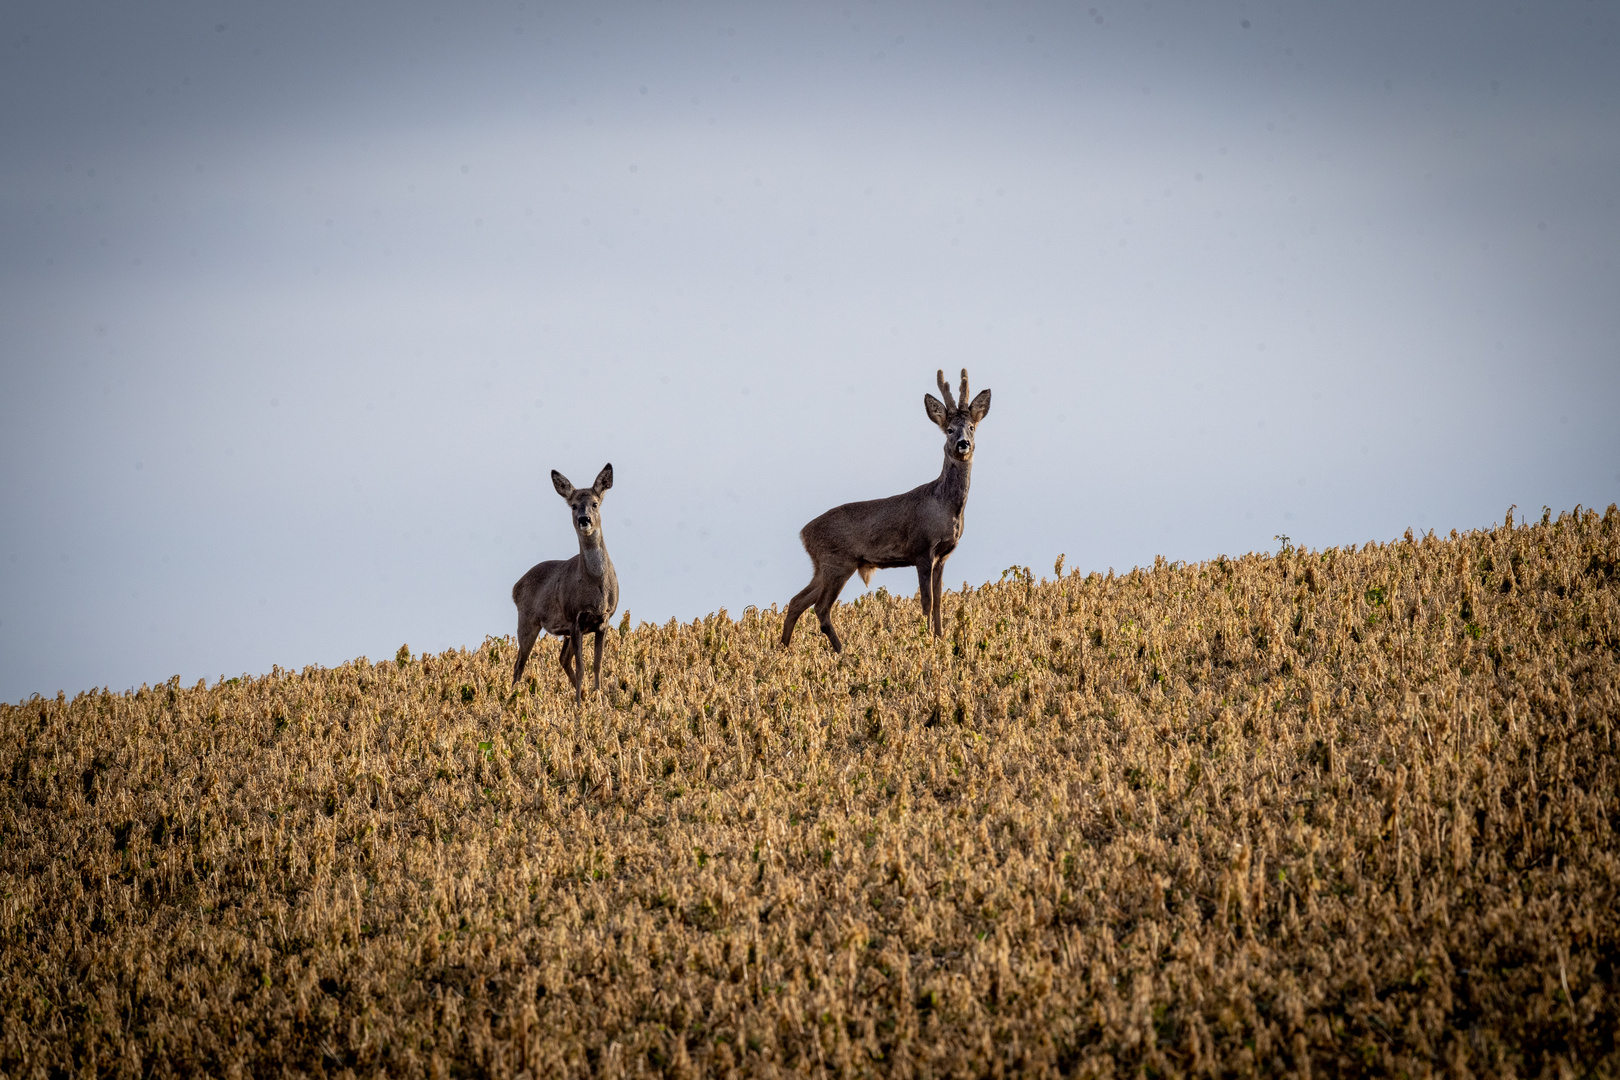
top-left (3, 1), bottom-right (1618, 702)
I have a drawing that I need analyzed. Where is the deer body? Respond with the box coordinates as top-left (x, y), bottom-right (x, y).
top-left (512, 464), bottom-right (618, 701)
top-left (782, 370), bottom-right (990, 652)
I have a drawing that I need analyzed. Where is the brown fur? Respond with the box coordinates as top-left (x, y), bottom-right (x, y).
top-left (512, 464), bottom-right (619, 701)
top-left (782, 370), bottom-right (991, 652)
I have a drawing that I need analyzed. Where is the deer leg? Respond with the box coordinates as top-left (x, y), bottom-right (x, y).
top-left (814, 568), bottom-right (856, 653)
top-left (915, 558), bottom-right (935, 626)
top-left (514, 620), bottom-right (542, 685)
top-left (782, 580), bottom-right (819, 646)
top-left (930, 558), bottom-right (948, 637)
top-left (558, 634), bottom-right (577, 687)
top-left (592, 629), bottom-right (605, 693)
top-left (570, 627), bottom-right (585, 703)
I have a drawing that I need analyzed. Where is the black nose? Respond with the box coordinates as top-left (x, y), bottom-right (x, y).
top-left (577, 518), bottom-right (591, 528)
top-left (956, 440), bottom-right (971, 452)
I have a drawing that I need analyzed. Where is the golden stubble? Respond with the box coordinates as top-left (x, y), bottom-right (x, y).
top-left (3, 505), bottom-right (1618, 1077)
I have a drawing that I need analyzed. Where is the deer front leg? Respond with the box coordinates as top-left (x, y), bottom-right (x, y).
top-left (576, 623), bottom-right (589, 702)
top-left (592, 629), bottom-right (605, 693)
top-left (915, 557), bottom-right (935, 627)
top-left (930, 557), bottom-right (948, 637)
top-left (558, 634), bottom-right (577, 689)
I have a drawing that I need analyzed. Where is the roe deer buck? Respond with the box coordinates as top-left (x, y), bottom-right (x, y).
top-left (782, 369), bottom-right (991, 652)
top-left (512, 464), bottom-right (619, 702)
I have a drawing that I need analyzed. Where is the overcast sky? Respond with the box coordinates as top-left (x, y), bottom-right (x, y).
top-left (3, 1), bottom-right (1617, 701)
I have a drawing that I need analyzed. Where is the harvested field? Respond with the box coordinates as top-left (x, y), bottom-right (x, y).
top-left (4, 505), bottom-right (1619, 1077)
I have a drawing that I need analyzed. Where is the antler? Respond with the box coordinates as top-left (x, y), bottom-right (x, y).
top-left (958, 369), bottom-right (970, 410)
top-left (936, 369), bottom-right (957, 411)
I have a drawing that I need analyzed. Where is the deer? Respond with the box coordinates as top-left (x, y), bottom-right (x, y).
top-left (511, 463), bottom-right (619, 703)
top-left (782, 369), bottom-right (991, 653)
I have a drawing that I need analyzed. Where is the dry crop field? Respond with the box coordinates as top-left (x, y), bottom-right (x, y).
top-left (4, 507), bottom-right (1619, 1078)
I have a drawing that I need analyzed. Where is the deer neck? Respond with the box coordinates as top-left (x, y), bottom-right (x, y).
top-left (934, 453), bottom-right (972, 515)
top-left (577, 531), bottom-right (610, 581)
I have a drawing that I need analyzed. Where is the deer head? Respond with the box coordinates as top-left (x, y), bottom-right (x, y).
top-left (551, 463), bottom-right (614, 540)
top-left (923, 369), bottom-right (992, 462)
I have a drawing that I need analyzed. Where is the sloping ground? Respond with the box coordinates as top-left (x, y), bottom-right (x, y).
top-left (4, 507), bottom-right (1618, 1078)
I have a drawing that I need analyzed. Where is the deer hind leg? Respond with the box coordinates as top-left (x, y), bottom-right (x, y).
top-left (782, 580), bottom-right (820, 646)
top-left (592, 629), bottom-right (605, 692)
top-left (813, 565), bottom-right (856, 653)
top-left (930, 557), bottom-right (948, 637)
top-left (514, 619), bottom-right (542, 685)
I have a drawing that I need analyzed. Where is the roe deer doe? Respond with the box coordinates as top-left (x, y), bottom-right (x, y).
top-left (782, 369), bottom-right (991, 652)
top-left (512, 464), bottom-right (619, 702)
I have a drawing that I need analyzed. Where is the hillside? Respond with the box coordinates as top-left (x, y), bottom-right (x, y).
top-left (4, 506), bottom-right (1618, 1077)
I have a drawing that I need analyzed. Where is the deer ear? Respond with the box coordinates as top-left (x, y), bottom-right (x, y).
top-left (592, 463), bottom-right (613, 494)
top-left (968, 388), bottom-right (991, 422)
top-left (924, 393), bottom-right (948, 429)
top-left (551, 470), bottom-right (576, 499)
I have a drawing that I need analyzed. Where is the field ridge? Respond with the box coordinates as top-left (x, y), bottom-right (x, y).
top-left (4, 506), bottom-right (1619, 1076)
